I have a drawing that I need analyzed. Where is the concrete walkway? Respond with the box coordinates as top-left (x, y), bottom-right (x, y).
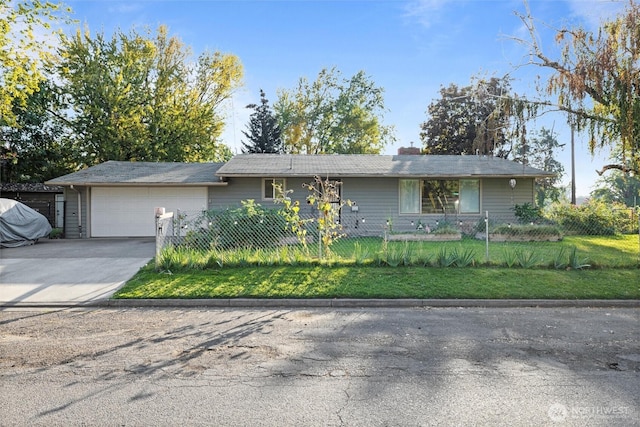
top-left (0, 238), bottom-right (154, 307)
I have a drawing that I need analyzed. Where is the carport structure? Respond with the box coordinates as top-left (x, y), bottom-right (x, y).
top-left (46, 161), bottom-right (226, 238)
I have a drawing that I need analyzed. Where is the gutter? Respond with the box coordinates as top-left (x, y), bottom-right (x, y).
top-left (46, 182), bottom-right (228, 187)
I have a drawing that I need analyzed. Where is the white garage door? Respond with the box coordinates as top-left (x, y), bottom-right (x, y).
top-left (91, 187), bottom-right (207, 237)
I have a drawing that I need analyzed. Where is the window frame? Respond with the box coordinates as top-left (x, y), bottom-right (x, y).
top-left (399, 178), bottom-right (481, 215)
top-left (458, 179), bottom-right (481, 214)
top-left (399, 179), bottom-right (421, 214)
top-left (262, 178), bottom-right (286, 201)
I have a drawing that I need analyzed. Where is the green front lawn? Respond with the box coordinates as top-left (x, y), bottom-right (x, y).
top-left (116, 265), bottom-right (640, 300)
top-left (115, 234), bottom-right (640, 300)
top-left (329, 235), bottom-right (639, 268)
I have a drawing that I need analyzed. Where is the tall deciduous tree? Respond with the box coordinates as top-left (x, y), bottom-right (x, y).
top-left (55, 25), bottom-right (243, 165)
top-left (242, 90), bottom-right (283, 153)
top-left (591, 170), bottom-right (640, 207)
top-left (0, 0), bottom-right (69, 126)
top-left (420, 76), bottom-right (515, 157)
top-left (512, 127), bottom-right (565, 207)
top-left (0, 80), bottom-right (76, 183)
top-left (515, 0), bottom-right (640, 176)
top-left (274, 67), bottom-right (394, 154)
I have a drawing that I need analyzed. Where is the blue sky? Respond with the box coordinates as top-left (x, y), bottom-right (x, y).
top-left (61, 0), bottom-right (627, 197)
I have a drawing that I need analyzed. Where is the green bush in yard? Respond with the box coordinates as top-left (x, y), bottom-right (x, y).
top-left (183, 200), bottom-right (288, 250)
top-left (545, 199), bottom-right (634, 235)
top-left (513, 202), bottom-right (543, 224)
top-left (217, 200), bottom-right (287, 249)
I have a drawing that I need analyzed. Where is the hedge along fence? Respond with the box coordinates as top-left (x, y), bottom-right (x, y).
top-left (155, 198), bottom-right (640, 270)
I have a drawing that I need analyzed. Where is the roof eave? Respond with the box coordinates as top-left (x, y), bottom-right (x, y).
top-left (44, 181), bottom-right (228, 187)
top-left (216, 173), bottom-right (555, 179)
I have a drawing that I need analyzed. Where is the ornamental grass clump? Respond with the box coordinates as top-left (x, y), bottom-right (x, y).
top-left (436, 247), bottom-right (457, 267)
top-left (568, 247), bottom-right (591, 270)
top-left (515, 249), bottom-right (542, 268)
top-left (452, 248), bottom-right (477, 267)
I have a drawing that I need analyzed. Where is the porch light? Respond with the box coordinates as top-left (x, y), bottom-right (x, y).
top-left (509, 178), bottom-right (517, 189)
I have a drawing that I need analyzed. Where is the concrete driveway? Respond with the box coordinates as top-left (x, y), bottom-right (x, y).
top-left (0, 238), bottom-right (154, 307)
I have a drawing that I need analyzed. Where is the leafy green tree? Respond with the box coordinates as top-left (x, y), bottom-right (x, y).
top-left (242, 90), bottom-right (283, 153)
top-left (0, 80), bottom-right (76, 182)
top-left (515, 1), bottom-right (640, 176)
top-left (54, 25), bottom-right (243, 166)
top-left (420, 76), bottom-right (515, 157)
top-left (274, 67), bottom-right (394, 154)
top-left (591, 171), bottom-right (640, 207)
top-left (512, 128), bottom-right (565, 207)
top-left (0, 0), bottom-right (69, 126)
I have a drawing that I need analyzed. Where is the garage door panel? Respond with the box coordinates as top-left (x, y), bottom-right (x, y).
top-left (91, 187), bottom-right (207, 237)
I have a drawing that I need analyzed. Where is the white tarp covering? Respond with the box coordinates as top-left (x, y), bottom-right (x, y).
top-left (0, 198), bottom-right (52, 247)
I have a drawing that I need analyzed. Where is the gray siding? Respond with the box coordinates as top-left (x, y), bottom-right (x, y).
top-left (207, 177), bottom-right (398, 236)
top-left (63, 186), bottom-right (88, 238)
top-left (205, 176), bottom-right (538, 237)
top-left (481, 178), bottom-right (535, 218)
top-left (341, 177), bottom-right (397, 235)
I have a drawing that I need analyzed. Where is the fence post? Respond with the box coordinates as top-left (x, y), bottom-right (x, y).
top-left (155, 212), bottom-right (161, 269)
top-left (485, 210), bottom-right (489, 262)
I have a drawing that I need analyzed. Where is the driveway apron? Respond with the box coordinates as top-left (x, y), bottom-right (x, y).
top-left (0, 238), bottom-right (154, 307)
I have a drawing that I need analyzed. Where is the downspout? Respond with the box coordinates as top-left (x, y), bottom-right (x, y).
top-left (69, 185), bottom-right (82, 238)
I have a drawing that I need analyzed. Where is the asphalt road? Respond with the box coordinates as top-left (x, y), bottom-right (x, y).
top-left (0, 307), bottom-right (638, 426)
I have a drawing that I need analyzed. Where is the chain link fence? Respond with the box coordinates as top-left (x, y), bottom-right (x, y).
top-left (155, 203), bottom-right (640, 270)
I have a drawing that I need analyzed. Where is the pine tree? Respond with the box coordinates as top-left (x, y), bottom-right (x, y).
top-left (241, 90), bottom-right (283, 153)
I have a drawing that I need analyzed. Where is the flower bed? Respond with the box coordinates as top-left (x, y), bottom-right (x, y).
top-left (475, 233), bottom-right (562, 242)
top-left (475, 224), bottom-right (563, 242)
top-left (388, 232), bottom-right (462, 241)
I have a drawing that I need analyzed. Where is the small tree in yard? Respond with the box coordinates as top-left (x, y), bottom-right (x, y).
top-left (275, 176), bottom-right (352, 259)
top-left (305, 176), bottom-right (352, 257)
top-left (273, 184), bottom-right (313, 251)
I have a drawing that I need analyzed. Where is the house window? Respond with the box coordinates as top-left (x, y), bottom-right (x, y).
top-left (399, 179), bottom-right (480, 214)
top-left (262, 178), bottom-right (285, 200)
top-left (399, 180), bottom-right (420, 214)
top-left (459, 179), bottom-right (480, 213)
top-left (422, 180), bottom-right (459, 214)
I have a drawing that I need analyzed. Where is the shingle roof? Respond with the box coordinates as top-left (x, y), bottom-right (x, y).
top-left (1, 183), bottom-right (63, 193)
top-left (46, 161), bottom-right (226, 186)
top-left (216, 154), bottom-right (554, 178)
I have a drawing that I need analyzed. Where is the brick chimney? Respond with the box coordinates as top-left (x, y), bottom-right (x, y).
top-left (398, 142), bottom-right (420, 155)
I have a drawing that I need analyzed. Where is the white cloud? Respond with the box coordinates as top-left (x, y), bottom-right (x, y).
top-left (107, 3), bottom-right (144, 15)
top-left (565, 0), bottom-right (626, 29)
top-left (403, 0), bottom-right (452, 27)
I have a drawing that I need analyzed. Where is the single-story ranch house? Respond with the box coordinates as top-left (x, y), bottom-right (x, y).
top-left (46, 153), bottom-right (554, 238)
